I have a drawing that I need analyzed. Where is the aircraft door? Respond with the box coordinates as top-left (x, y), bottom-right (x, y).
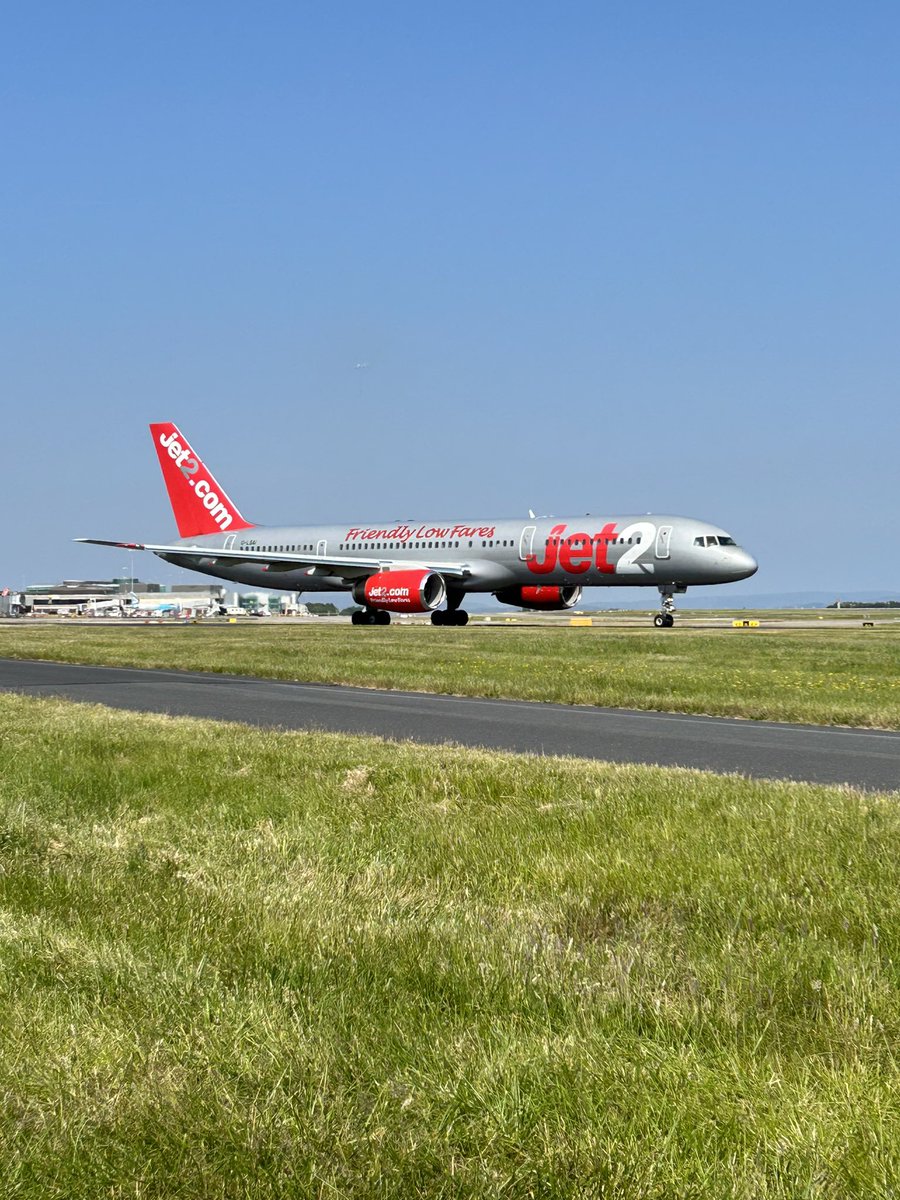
top-left (519, 526), bottom-right (536, 560)
top-left (223, 535), bottom-right (236, 550)
top-left (655, 526), bottom-right (672, 559)
top-left (316, 539), bottom-right (327, 557)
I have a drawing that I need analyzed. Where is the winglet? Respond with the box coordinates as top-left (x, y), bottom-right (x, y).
top-left (149, 423), bottom-right (254, 538)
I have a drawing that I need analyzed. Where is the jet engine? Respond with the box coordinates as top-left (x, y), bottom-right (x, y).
top-left (495, 584), bottom-right (582, 611)
top-left (354, 569), bottom-right (446, 613)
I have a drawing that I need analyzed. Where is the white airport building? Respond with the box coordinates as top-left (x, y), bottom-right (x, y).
top-left (0, 580), bottom-right (309, 619)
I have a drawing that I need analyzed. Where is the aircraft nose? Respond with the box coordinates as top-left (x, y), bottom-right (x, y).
top-left (731, 549), bottom-right (758, 580)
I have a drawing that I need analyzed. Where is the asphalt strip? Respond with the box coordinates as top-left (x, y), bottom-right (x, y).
top-left (1, 657), bottom-right (898, 793)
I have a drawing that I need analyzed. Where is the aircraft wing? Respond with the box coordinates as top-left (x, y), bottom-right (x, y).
top-left (75, 538), bottom-right (472, 580)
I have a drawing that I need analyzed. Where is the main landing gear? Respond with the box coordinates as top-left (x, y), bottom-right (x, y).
top-left (351, 608), bottom-right (391, 626)
top-left (431, 609), bottom-right (469, 626)
top-left (653, 587), bottom-right (677, 628)
top-left (432, 592), bottom-right (469, 626)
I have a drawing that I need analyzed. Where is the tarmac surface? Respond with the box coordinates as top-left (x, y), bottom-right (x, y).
top-left (3, 657), bottom-right (900, 791)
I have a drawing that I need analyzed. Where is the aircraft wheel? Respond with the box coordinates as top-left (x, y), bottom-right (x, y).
top-left (351, 611), bottom-right (362, 626)
top-left (431, 610), bottom-right (446, 626)
top-left (653, 614), bottom-right (666, 628)
top-left (376, 610), bottom-right (391, 625)
top-left (663, 613), bottom-right (675, 628)
top-left (455, 610), bottom-right (469, 626)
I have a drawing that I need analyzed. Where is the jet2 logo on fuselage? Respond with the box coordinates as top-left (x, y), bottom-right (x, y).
top-left (526, 522), bottom-right (657, 577)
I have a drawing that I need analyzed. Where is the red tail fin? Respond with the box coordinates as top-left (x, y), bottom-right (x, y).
top-left (149, 423), bottom-right (254, 538)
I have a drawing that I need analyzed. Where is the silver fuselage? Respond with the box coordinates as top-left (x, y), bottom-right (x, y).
top-left (158, 512), bottom-right (757, 595)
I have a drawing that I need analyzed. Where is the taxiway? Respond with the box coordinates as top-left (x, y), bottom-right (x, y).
top-left (2, 658), bottom-right (898, 791)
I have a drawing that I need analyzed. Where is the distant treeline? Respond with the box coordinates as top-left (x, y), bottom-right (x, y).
top-left (827, 600), bottom-right (900, 609)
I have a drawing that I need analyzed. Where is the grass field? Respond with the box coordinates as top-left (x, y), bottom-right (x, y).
top-left (2, 694), bottom-right (900, 1196)
top-left (2, 621), bottom-right (900, 728)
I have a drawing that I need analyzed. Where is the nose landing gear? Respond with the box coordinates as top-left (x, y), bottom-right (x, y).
top-left (653, 587), bottom-right (678, 628)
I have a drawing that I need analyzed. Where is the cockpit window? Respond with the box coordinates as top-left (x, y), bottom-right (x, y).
top-left (695, 535), bottom-right (736, 547)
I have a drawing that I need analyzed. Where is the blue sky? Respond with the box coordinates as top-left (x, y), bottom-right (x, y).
top-left (3, 2), bottom-right (899, 598)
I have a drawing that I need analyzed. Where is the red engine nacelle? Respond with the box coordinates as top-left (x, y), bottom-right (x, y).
top-left (354, 569), bottom-right (446, 613)
top-left (495, 584), bottom-right (583, 611)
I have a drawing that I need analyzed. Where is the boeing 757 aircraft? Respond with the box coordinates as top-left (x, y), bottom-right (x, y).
top-left (78, 422), bottom-right (757, 627)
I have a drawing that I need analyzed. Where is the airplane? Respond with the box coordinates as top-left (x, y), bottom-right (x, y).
top-left (78, 422), bottom-right (758, 628)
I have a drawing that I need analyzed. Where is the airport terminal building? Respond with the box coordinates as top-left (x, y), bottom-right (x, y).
top-left (0, 580), bottom-right (308, 619)
top-left (0, 580), bottom-right (228, 618)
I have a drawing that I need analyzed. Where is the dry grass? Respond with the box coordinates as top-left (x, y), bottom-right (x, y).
top-left (2, 693), bottom-right (900, 1195)
top-left (2, 621), bottom-right (900, 727)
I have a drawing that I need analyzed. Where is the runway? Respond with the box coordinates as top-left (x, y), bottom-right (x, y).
top-left (2, 657), bottom-right (898, 792)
